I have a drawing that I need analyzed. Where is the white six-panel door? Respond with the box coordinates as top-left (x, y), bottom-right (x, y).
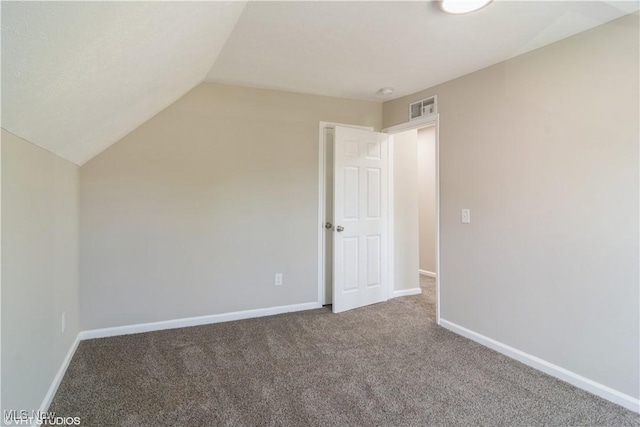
top-left (333, 126), bottom-right (388, 313)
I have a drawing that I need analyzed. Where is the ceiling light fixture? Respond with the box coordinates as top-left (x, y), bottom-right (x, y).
top-left (439, 0), bottom-right (493, 14)
top-left (379, 87), bottom-right (394, 96)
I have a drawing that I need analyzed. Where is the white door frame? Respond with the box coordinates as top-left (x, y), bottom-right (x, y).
top-left (382, 114), bottom-right (441, 325)
top-left (317, 122), bottom-right (374, 306)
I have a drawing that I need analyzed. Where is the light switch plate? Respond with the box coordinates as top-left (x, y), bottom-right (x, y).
top-left (461, 209), bottom-right (471, 224)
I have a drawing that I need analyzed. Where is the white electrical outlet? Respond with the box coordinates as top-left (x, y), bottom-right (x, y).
top-left (62, 311), bottom-right (66, 334)
top-left (275, 273), bottom-right (283, 286)
top-left (461, 209), bottom-right (471, 224)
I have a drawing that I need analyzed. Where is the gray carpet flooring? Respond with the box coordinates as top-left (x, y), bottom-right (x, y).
top-left (50, 276), bottom-right (640, 426)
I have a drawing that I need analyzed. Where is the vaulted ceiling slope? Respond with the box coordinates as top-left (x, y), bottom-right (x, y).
top-left (1, 1), bottom-right (246, 165)
top-left (2, 1), bottom-right (638, 166)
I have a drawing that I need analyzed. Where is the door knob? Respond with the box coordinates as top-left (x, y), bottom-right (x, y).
top-left (325, 222), bottom-right (333, 229)
top-left (336, 225), bottom-right (344, 232)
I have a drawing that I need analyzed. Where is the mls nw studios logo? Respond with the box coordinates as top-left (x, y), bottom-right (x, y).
top-left (3, 410), bottom-right (80, 426)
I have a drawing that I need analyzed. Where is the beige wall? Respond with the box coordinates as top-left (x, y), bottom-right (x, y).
top-left (1, 130), bottom-right (80, 413)
top-left (80, 83), bottom-right (381, 330)
top-left (417, 126), bottom-right (436, 274)
top-left (383, 13), bottom-right (639, 398)
top-left (392, 129), bottom-right (419, 292)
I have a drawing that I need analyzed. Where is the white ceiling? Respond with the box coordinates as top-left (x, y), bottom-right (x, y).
top-left (206, 1), bottom-right (638, 101)
top-left (1, 1), bottom-right (246, 165)
top-left (2, 1), bottom-right (638, 165)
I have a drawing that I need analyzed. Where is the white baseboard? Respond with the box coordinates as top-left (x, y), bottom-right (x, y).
top-left (439, 319), bottom-right (640, 413)
top-left (80, 302), bottom-right (322, 340)
top-left (392, 287), bottom-right (422, 298)
top-left (38, 334), bottom-right (80, 414)
top-left (419, 269), bottom-right (436, 278)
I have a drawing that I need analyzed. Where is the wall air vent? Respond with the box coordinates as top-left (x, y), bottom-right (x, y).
top-left (409, 96), bottom-right (437, 120)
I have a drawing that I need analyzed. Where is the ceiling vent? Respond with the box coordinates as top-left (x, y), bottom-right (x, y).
top-left (409, 96), bottom-right (437, 120)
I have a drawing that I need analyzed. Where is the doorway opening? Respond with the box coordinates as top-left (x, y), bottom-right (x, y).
top-left (384, 115), bottom-right (439, 323)
top-left (386, 123), bottom-right (438, 323)
top-left (318, 116), bottom-right (440, 322)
